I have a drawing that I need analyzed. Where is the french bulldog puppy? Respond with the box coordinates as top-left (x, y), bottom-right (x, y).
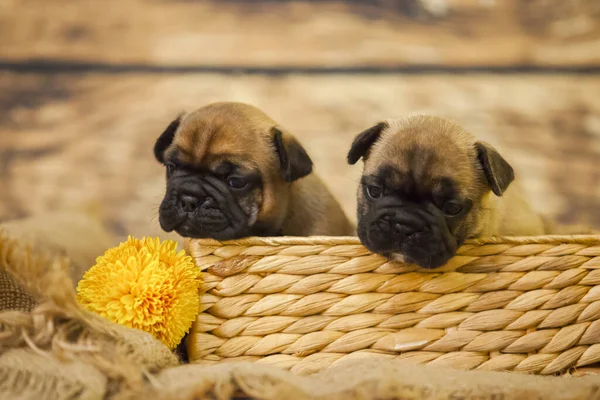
top-left (348, 116), bottom-right (552, 269)
top-left (155, 102), bottom-right (354, 240)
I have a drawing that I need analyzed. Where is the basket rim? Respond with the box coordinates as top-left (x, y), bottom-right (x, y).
top-left (186, 234), bottom-right (600, 247)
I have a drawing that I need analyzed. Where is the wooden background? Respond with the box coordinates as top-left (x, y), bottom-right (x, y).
top-left (1, 0), bottom-right (599, 241)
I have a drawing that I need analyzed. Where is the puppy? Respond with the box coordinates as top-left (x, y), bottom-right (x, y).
top-left (154, 102), bottom-right (354, 239)
top-left (348, 116), bottom-right (547, 269)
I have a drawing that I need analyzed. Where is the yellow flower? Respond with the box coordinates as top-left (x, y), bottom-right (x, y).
top-left (77, 236), bottom-right (201, 350)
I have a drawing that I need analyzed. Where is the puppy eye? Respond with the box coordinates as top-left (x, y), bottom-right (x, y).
top-left (366, 185), bottom-right (383, 200)
top-left (165, 163), bottom-right (177, 175)
top-left (442, 201), bottom-right (462, 216)
top-left (227, 176), bottom-right (248, 190)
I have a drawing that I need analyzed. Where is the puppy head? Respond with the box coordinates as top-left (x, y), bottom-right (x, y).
top-left (348, 116), bottom-right (514, 269)
top-left (154, 102), bottom-right (313, 240)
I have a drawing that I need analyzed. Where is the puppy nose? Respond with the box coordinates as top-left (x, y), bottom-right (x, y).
top-left (379, 212), bottom-right (426, 234)
top-left (201, 197), bottom-right (215, 209)
top-left (179, 195), bottom-right (200, 212)
top-left (394, 222), bottom-right (412, 237)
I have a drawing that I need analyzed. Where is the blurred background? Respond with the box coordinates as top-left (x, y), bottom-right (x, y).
top-left (0, 0), bottom-right (599, 240)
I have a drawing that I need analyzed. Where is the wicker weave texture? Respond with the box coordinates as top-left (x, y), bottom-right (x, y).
top-left (186, 235), bottom-right (600, 375)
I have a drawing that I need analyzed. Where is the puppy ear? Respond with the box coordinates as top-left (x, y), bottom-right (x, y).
top-left (475, 142), bottom-right (515, 196)
top-left (272, 127), bottom-right (313, 182)
top-left (347, 122), bottom-right (388, 164)
top-left (154, 116), bottom-right (182, 163)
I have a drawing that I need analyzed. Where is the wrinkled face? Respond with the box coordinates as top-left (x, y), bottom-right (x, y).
top-left (348, 117), bottom-right (513, 269)
top-left (159, 156), bottom-right (265, 240)
top-left (154, 103), bottom-right (313, 240)
top-left (357, 164), bottom-right (476, 269)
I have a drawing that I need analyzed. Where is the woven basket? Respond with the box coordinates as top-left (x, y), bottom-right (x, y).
top-left (185, 235), bottom-right (600, 375)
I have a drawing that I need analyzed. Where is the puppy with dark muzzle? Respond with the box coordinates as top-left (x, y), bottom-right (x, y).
top-left (348, 116), bottom-right (549, 269)
top-left (154, 102), bottom-right (354, 239)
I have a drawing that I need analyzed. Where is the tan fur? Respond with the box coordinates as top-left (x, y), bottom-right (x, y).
top-left (164, 102), bottom-right (354, 237)
top-left (478, 183), bottom-right (546, 236)
top-left (361, 116), bottom-right (559, 238)
top-left (283, 173), bottom-right (355, 236)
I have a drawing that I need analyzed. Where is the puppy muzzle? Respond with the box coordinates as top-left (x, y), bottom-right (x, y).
top-left (159, 175), bottom-right (250, 240)
top-left (359, 204), bottom-right (458, 269)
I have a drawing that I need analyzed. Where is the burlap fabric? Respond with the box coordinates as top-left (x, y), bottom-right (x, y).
top-left (0, 207), bottom-right (119, 313)
top-left (0, 269), bottom-right (35, 313)
top-left (0, 349), bottom-right (107, 400)
top-left (0, 211), bottom-right (179, 399)
top-left (0, 207), bottom-right (116, 284)
top-left (2, 211), bottom-right (600, 399)
top-left (125, 360), bottom-right (600, 400)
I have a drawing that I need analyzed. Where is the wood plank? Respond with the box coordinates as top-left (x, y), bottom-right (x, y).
top-left (0, 72), bottom-right (599, 238)
top-left (1, 0), bottom-right (599, 68)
